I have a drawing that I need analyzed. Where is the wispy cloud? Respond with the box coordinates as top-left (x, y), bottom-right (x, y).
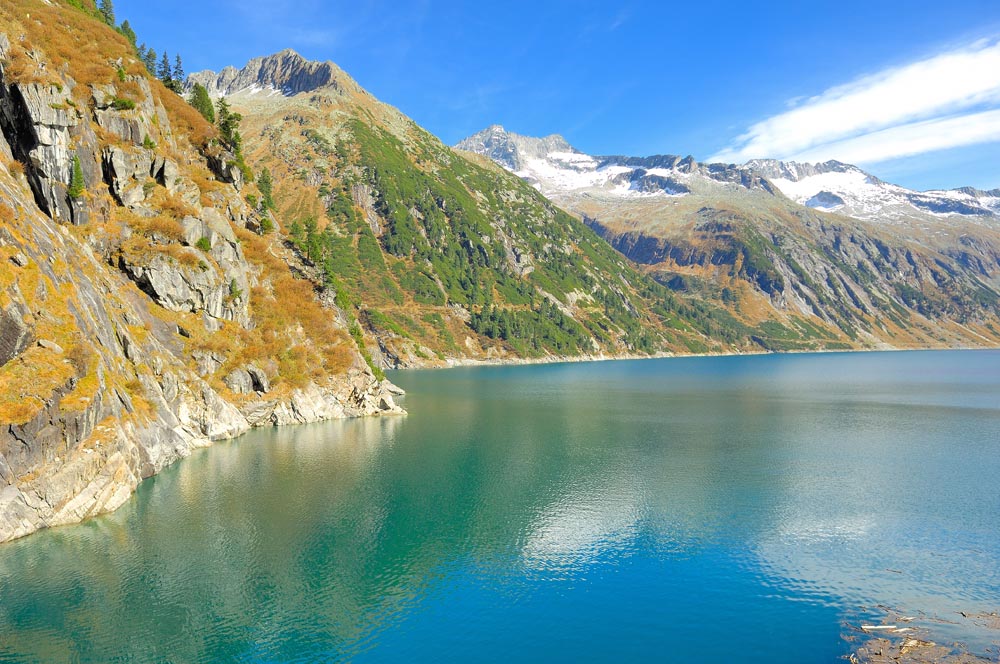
top-left (709, 38), bottom-right (1000, 165)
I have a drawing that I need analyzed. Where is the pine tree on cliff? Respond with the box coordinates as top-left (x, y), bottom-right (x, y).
top-left (216, 98), bottom-right (243, 156)
top-left (68, 156), bottom-right (85, 200)
top-left (188, 83), bottom-right (215, 123)
top-left (158, 52), bottom-right (172, 84)
top-left (99, 0), bottom-right (115, 26)
top-left (173, 55), bottom-right (184, 84)
top-left (140, 46), bottom-right (157, 73)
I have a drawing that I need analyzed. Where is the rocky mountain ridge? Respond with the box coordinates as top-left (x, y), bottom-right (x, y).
top-left (746, 158), bottom-right (1000, 221)
top-left (188, 49), bottom-right (362, 98)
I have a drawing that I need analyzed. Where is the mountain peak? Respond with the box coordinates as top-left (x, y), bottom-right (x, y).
top-left (187, 49), bottom-right (359, 98)
top-left (455, 126), bottom-right (578, 171)
top-left (743, 158), bottom-right (868, 183)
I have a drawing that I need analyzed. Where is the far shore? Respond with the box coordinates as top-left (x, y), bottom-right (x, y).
top-left (390, 343), bottom-right (1000, 372)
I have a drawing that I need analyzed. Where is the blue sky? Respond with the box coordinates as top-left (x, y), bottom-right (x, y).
top-left (117, 0), bottom-right (1000, 191)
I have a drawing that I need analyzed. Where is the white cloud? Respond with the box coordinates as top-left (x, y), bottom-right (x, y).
top-left (709, 38), bottom-right (1000, 165)
top-left (791, 109), bottom-right (1000, 164)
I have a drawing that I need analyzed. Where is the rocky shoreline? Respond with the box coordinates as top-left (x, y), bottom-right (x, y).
top-left (0, 366), bottom-right (404, 544)
top-left (849, 609), bottom-right (999, 663)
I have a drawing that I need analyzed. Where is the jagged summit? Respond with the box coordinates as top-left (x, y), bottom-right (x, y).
top-left (187, 49), bottom-right (360, 98)
top-left (455, 125), bottom-right (578, 171)
top-left (456, 126), bottom-right (774, 198)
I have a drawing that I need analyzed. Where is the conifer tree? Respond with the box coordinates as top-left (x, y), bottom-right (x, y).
top-left (68, 155), bottom-right (85, 200)
top-left (188, 83), bottom-right (215, 123)
top-left (173, 55), bottom-right (184, 84)
top-left (99, 0), bottom-right (115, 26)
top-left (118, 20), bottom-right (136, 46)
top-left (158, 52), bottom-right (172, 83)
top-left (216, 98), bottom-right (243, 155)
top-left (257, 167), bottom-right (275, 210)
top-left (140, 46), bottom-right (157, 73)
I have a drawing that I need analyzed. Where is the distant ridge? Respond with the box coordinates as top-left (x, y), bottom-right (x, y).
top-left (458, 126), bottom-right (1000, 221)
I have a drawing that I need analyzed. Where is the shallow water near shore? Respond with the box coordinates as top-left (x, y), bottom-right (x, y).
top-left (1, 350), bottom-right (998, 662)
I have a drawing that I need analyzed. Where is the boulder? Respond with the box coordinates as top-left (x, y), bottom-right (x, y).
top-left (36, 338), bottom-right (64, 354)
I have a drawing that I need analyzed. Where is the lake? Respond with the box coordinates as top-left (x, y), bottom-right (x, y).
top-left (0, 350), bottom-right (998, 662)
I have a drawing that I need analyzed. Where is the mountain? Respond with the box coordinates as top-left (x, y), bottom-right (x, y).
top-left (0, 2), bottom-right (402, 543)
top-left (457, 127), bottom-right (1000, 222)
top-left (188, 49), bottom-right (363, 98)
top-left (190, 50), bottom-right (818, 368)
top-left (746, 159), bottom-right (1000, 221)
top-left (458, 126), bottom-right (1000, 348)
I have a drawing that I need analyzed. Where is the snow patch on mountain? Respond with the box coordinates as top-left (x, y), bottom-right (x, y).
top-left (457, 126), bottom-right (696, 200)
top-left (759, 162), bottom-right (999, 221)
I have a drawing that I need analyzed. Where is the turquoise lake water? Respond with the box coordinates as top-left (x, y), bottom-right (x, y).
top-left (0, 350), bottom-right (998, 662)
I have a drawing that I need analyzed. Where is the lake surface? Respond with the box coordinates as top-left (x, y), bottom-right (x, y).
top-left (1, 350), bottom-right (998, 662)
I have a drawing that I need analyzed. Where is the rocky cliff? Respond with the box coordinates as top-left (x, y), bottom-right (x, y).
top-left (0, 4), bottom-right (401, 544)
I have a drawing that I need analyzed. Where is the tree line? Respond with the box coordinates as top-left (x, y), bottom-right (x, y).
top-left (97, 0), bottom-right (186, 92)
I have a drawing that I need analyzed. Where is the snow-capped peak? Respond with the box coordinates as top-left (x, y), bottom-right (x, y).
top-left (457, 127), bottom-right (998, 222)
top-left (744, 160), bottom-right (999, 221)
top-left (456, 128), bottom-right (775, 200)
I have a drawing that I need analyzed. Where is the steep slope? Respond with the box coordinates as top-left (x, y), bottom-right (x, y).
top-left (0, 1), bottom-right (401, 543)
top-left (190, 51), bottom-right (798, 365)
top-left (458, 126), bottom-right (1000, 349)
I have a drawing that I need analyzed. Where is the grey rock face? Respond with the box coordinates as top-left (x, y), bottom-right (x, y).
top-left (0, 298), bottom-right (32, 367)
top-left (805, 191), bottom-right (845, 210)
top-left (91, 79), bottom-right (157, 147)
top-left (223, 365), bottom-right (271, 394)
top-left (103, 146), bottom-right (154, 208)
top-left (205, 149), bottom-right (245, 190)
top-left (456, 124), bottom-right (577, 172)
top-left (246, 365), bottom-right (270, 393)
top-left (0, 79), bottom-right (77, 221)
top-left (187, 49), bottom-right (358, 98)
top-left (223, 369), bottom-right (254, 394)
top-left (120, 251), bottom-right (241, 323)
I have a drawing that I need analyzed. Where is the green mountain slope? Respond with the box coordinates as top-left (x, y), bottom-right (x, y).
top-left (193, 52), bottom-right (858, 364)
